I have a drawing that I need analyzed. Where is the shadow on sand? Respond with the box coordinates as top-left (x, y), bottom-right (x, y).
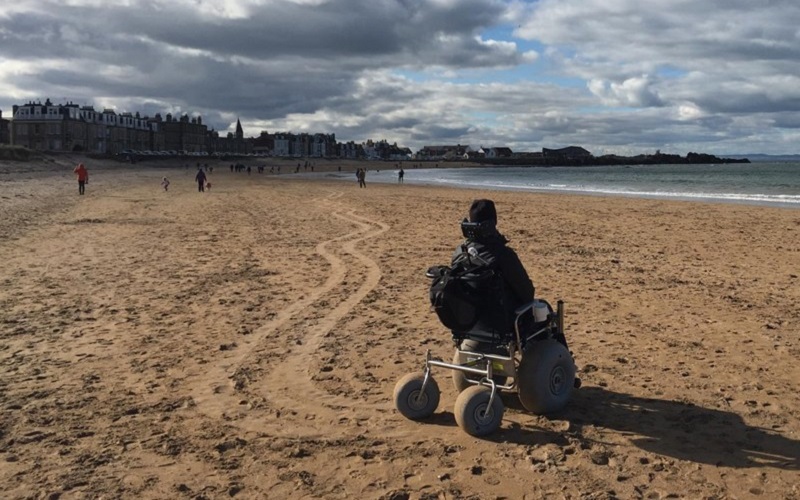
top-left (419, 385), bottom-right (799, 470)
top-left (482, 386), bottom-right (799, 470)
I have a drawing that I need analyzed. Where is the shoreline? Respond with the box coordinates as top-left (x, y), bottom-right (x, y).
top-left (293, 166), bottom-right (800, 209)
top-left (2, 154), bottom-right (798, 209)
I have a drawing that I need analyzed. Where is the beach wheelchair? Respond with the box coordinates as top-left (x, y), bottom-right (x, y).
top-left (393, 265), bottom-right (579, 436)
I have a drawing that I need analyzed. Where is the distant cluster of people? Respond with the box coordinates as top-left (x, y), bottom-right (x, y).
top-left (71, 159), bottom-right (412, 197)
top-left (295, 161), bottom-right (315, 173)
top-left (229, 163), bottom-right (277, 174)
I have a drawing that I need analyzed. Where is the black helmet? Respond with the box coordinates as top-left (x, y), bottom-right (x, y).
top-left (469, 199), bottom-right (497, 224)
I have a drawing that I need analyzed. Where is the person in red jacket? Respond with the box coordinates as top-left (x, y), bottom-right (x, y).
top-left (73, 163), bottom-right (89, 195)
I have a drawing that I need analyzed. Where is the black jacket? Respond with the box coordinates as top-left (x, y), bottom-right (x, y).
top-left (451, 231), bottom-right (535, 309)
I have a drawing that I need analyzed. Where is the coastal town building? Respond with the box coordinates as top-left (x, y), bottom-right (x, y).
top-left (485, 147), bottom-right (513, 158)
top-left (10, 99), bottom-right (162, 154)
top-left (0, 110), bottom-right (10, 145)
top-left (293, 134), bottom-right (311, 157)
top-left (362, 139), bottom-right (412, 160)
top-left (160, 113), bottom-right (206, 153)
top-left (338, 140), bottom-right (364, 159)
top-left (273, 133), bottom-right (291, 157)
top-left (6, 99), bottom-right (598, 161)
top-left (417, 144), bottom-right (470, 160)
top-left (311, 133), bottom-right (337, 157)
top-left (514, 151), bottom-right (544, 159)
top-left (250, 130), bottom-right (275, 156)
top-left (207, 119), bottom-right (252, 155)
top-left (265, 132), bottom-right (337, 157)
top-left (543, 146), bottom-right (592, 158)
top-left (8, 99), bottom-right (227, 155)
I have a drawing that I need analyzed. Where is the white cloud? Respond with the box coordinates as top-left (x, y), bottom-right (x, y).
top-left (588, 76), bottom-right (663, 107)
top-left (677, 103), bottom-right (703, 120)
top-left (155, 0), bottom-right (264, 19)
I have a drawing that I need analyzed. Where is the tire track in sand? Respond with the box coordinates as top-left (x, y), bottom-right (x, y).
top-left (192, 191), bottom-right (390, 428)
top-left (248, 207), bottom-right (392, 431)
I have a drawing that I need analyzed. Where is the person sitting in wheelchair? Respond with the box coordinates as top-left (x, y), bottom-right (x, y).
top-left (394, 198), bottom-right (577, 436)
top-left (450, 199), bottom-right (535, 349)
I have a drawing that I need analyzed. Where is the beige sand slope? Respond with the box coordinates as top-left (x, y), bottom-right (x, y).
top-left (1, 158), bottom-right (799, 499)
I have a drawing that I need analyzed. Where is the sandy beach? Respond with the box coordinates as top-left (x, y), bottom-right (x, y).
top-left (1, 156), bottom-right (799, 499)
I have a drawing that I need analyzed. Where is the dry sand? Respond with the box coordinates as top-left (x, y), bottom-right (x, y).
top-left (1, 156), bottom-right (799, 499)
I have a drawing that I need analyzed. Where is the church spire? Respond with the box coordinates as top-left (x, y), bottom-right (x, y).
top-left (235, 118), bottom-right (243, 140)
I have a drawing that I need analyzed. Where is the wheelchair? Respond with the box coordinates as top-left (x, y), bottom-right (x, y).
top-left (393, 290), bottom-right (579, 437)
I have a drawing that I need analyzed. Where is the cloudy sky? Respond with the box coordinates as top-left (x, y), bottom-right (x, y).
top-left (2, 0), bottom-right (800, 155)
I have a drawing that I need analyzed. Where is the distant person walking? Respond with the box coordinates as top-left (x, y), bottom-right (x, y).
top-left (195, 167), bottom-right (207, 192)
top-left (398, 168), bottom-right (404, 183)
top-left (73, 163), bottom-right (89, 195)
top-left (357, 168), bottom-right (366, 188)
top-left (161, 177), bottom-right (170, 191)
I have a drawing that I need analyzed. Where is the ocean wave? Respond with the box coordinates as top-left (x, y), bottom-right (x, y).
top-left (340, 164), bottom-right (800, 207)
top-left (424, 178), bottom-right (800, 206)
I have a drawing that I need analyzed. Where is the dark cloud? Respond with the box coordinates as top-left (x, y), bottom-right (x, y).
top-left (0, 0), bottom-right (525, 139)
top-left (2, 0), bottom-right (799, 154)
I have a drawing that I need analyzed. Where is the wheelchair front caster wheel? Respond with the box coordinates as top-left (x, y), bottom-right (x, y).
top-left (454, 385), bottom-right (504, 436)
top-left (393, 372), bottom-right (440, 420)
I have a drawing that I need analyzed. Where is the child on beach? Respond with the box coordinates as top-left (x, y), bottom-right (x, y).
top-left (206, 182), bottom-right (212, 191)
top-left (161, 177), bottom-right (170, 191)
top-left (73, 163), bottom-right (89, 195)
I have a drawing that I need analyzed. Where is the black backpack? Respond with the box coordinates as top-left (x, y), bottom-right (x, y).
top-left (428, 244), bottom-right (506, 334)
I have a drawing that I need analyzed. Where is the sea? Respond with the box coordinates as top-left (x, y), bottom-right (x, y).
top-left (322, 162), bottom-right (800, 208)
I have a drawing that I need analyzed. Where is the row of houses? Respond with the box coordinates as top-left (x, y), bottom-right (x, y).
top-left (4, 99), bottom-right (251, 156)
top-left (0, 99), bottom-right (593, 161)
top-left (0, 100), bottom-right (415, 159)
top-left (1, 99), bottom-right (353, 158)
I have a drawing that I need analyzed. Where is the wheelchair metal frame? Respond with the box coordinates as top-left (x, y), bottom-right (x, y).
top-left (416, 299), bottom-right (565, 412)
